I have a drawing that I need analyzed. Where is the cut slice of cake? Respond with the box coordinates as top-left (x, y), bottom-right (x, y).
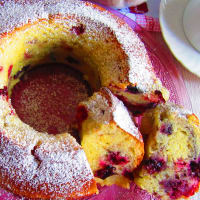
top-left (134, 103), bottom-right (200, 200)
top-left (77, 88), bottom-right (144, 188)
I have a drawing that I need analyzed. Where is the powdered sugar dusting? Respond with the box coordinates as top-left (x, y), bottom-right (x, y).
top-left (81, 88), bottom-right (142, 142)
top-left (0, 95), bottom-right (95, 198)
top-left (0, 0), bottom-right (163, 197)
top-left (169, 103), bottom-right (192, 117)
top-left (158, 103), bottom-right (193, 120)
top-left (0, 0), bottom-right (163, 93)
top-left (82, 92), bottom-right (113, 125)
top-left (111, 92), bottom-right (143, 142)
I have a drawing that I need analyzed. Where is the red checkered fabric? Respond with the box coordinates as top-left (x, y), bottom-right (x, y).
top-left (119, 2), bottom-right (161, 32)
top-left (135, 14), bottom-right (161, 32)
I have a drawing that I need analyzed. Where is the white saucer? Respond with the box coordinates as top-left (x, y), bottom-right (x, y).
top-left (159, 0), bottom-right (200, 77)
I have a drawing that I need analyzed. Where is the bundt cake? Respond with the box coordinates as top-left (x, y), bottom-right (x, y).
top-left (0, 0), bottom-right (169, 198)
top-left (0, 0), bottom-right (168, 111)
top-left (77, 88), bottom-right (144, 188)
top-left (0, 94), bottom-right (97, 199)
top-left (134, 103), bottom-right (200, 200)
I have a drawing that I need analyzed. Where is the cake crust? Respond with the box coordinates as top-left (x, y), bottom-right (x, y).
top-left (135, 103), bottom-right (200, 200)
top-left (0, 95), bottom-right (97, 199)
top-left (78, 88), bottom-right (144, 187)
top-left (0, 0), bottom-right (168, 106)
top-left (0, 0), bottom-right (168, 198)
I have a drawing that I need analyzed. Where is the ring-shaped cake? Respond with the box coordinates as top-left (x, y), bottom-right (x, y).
top-left (0, 0), bottom-right (169, 199)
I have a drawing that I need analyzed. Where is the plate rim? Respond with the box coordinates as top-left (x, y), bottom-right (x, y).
top-left (159, 0), bottom-right (200, 77)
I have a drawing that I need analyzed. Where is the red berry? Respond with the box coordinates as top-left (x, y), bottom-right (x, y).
top-left (144, 157), bottom-right (166, 174)
top-left (0, 86), bottom-right (8, 96)
top-left (71, 24), bottom-right (85, 35)
top-left (161, 178), bottom-right (199, 199)
top-left (160, 123), bottom-right (173, 135)
top-left (94, 165), bottom-right (115, 180)
top-left (107, 151), bottom-right (129, 165)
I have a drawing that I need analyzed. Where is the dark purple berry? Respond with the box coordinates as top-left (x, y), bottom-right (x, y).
top-left (94, 165), bottom-right (115, 179)
top-left (144, 157), bottom-right (166, 174)
top-left (160, 179), bottom-right (198, 199)
top-left (126, 85), bottom-right (141, 94)
top-left (0, 86), bottom-right (8, 96)
top-left (123, 169), bottom-right (134, 180)
top-left (160, 123), bottom-right (173, 135)
top-left (190, 160), bottom-right (200, 179)
top-left (107, 152), bottom-right (129, 165)
top-left (71, 24), bottom-right (85, 35)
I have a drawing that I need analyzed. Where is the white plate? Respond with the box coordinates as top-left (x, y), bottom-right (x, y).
top-left (183, 0), bottom-right (200, 52)
top-left (159, 0), bottom-right (200, 77)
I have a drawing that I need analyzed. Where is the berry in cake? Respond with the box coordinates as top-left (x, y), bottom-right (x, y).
top-left (134, 103), bottom-right (200, 200)
top-left (77, 88), bottom-right (144, 188)
top-left (143, 157), bottom-right (166, 174)
top-left (0, 86), bottom-right (8, 96)
top-left (94, 165), bottom-right (116, 180)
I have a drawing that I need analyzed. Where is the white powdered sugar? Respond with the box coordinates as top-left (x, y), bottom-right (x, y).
top-left (0, 0), bottom-right (161, 93)
top-left (111, 92), bottom-right (142, 142)
top-left (0, 95), bottom-right (95, 198)
top-left (0, 0), bottom-right (164, 197)
top-left (82, 88), bottom-right (142, 142)
top-left (165, 103), bottom-right (193, 119)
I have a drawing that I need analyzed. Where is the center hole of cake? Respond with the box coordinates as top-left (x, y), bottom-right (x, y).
top-left (11, 63), bottom-right (92, 137)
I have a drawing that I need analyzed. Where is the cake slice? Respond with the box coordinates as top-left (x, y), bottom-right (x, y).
top-left (77, 88), bottom-right (144, 187)
top-left (134, 103), bottom-right (200, 200)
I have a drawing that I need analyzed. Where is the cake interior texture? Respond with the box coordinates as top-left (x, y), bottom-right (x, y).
top-left (135, 104), bottom-right (200, 200)
top-left (77, 89), bottom-right (144, 188)
top-left (0, 4), bottom-right (146, 198)
top-left (0, 0), bottom-right (189, 199)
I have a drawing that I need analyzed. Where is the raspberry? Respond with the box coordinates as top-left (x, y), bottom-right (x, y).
top-left (126, 85), bottom-right (140, 94)
top-left (161, 179), bottom-right (198, 199)
top-left (107, 151), bottom-right (129, 165)
top-left (94, 165), bottom-right (115, 180)
top-left (190, 160), bottom-right (200, 179)
top-left (160, 123), bottom-right (173, 135)
top-left (144, 157), bottom-right (166, 174)
top-left (71, 24), bottom-right (85, 35)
